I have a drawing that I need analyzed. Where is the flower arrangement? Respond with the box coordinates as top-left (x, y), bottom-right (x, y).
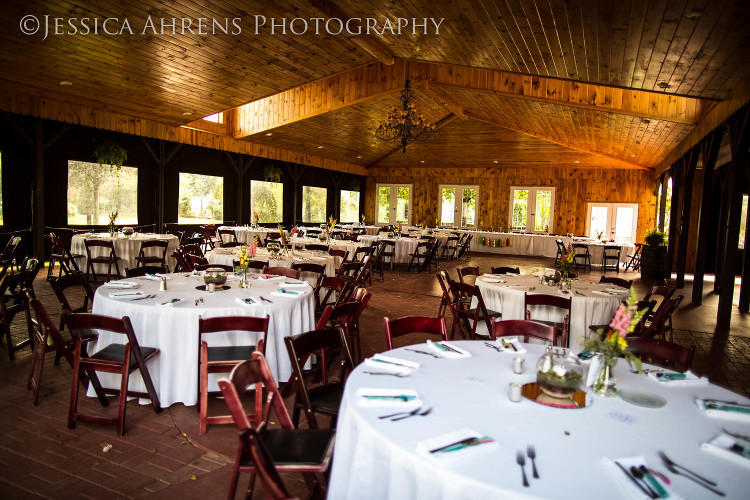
top-left (595, 230), bottom-right (604, 240)
top-left (107, 211), bottom-right (118, 235)
top-left (328, 215), bottom-right (336, 232)
top-left (278, 223), bottom-right (287, 245)
top-left (252, 212), bottom-right (262, 227)
top-left (361, 214), bottom-right (366, 225)
top-left (235, 245), bottom-right (251, 274)
top-left (290, 225), bottom-right (299, 237)
top-left (557, 244), bottom-right (575, 277)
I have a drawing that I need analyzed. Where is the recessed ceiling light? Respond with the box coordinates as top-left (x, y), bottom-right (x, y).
top-left (493, 160), bottom-right (498, 164)
top-left (574, 160), bottom-right (580, 164)
top-left (641, 119), bottom-right (651, 124)
top-left (356, 155), bottom-right (362, 159)
top-left (265, 132), bottom-right (272, 136)
top-left (635, 140), bottom-right (641, 144)
top-left (420, 160), bottom-right (425, 163)
top-left (686, 10), bottom-right (703, 19)
top-left (183, 112), bottom-right (192, 116)
top-left (59, 81), bottom-right (72, 86)
top-left (630, 154), bottom-right (636, 157)
top-left (317, 145), bottom-right (323, 149)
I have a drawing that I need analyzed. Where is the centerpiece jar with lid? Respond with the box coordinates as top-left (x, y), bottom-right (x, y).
top-left (203, 268), bottom-right (227, 289)
top-left (535, 347), bottom-right (584, 406)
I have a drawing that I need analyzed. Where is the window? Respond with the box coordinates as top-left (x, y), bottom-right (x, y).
top-left (585, 203), bottom-right (639, 243)
top-left (439, 185), bottom-right (478, 228)
top-left (251, 180), bottom-right (283, 223)
top-left (302, 186), bottom-right (327, 223)
top-left (178, 173), bottom-right (223, 224)
top-left (740, 195), bottom-right (748, 249)
top-left (376, 184), bottom-right (411, 225)
top-left (67, 161), bottom-right (138, 225)
top-left (509, 187), bottom-right (555, 233)
top-left (340, 190), bottom-right (360, 223)
top-left (203, 112), bottom-right (223, 123)
top-left (657, 177), bottom-right (673, 233)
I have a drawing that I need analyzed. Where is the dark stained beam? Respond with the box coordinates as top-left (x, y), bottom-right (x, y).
top-left (675, 148), bottom-right (699, 289)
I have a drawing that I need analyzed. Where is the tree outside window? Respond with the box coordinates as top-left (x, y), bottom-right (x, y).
top-left (67, 160), bottom-right (138, 225)
top-left (303, 186), bottom-right (327, 223)
top-left (178, 173), bottom-right (223, 224)
top-left (396, 186), bottom-right (409, 223)
top-left (340, 190), bottom-right (359, 222)
top-left (251, 180), bottom-right (283, 223)
top-left (512, 190), bottom-right (528, 230)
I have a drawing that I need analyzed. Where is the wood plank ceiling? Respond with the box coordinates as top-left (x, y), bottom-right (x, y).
top-left (1, 0), bottom-right (749, 171)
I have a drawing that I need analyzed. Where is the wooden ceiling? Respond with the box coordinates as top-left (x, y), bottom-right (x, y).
top-left (1, 0), bottom-right (749, 172)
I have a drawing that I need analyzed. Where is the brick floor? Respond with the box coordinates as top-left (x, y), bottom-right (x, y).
top-left (1, 254), bottom-right (749, 498)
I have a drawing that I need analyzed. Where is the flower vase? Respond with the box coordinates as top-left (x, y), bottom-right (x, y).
top-left (108, 224), bottom-right (116, 238)
top-left (559, 272), bottom-right (570, 290)
top-left (593, 356), bottom-right (618, 397)
top-left (239, 271), bottom-right (248, 288)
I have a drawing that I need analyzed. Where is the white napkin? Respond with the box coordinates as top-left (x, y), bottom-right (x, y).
top-left (695, 399), bottom-right (750, 422)
top-left (364, 354), bottom-right (419, 374)
top-left (592, 290), bottom-right (615, 296)
top-left (497, 337), bottom-right (526, 353)
top-left (601, 456), bottom-right (681, 500)
top-left (647, 371), bottom-right (709, 386)
top-left (480, 277), bottom-right (504, 283)
top-left (156, 298), bottom-right (184, 307)
top-left (356, 388), bottom-right (421, 408)
top-left (701, 432), bottom-right (750, 469)
top-left (143, 274), bottom-right (170, 281)
top-left (271, 289), bottom-right (307, 298)
top-left (586, 354), bottom-right (604, 387)
top-left (279, 281), bottom-right (309, 287)
top-left (417, 428), bottom-right (497, 464)
top-left (258, 274), bottom-right (283, 280)
top-left (605, 287), bottom-right (629, 294)
top-left (108, 291), bottom-right (148, 299)
top-left (426, 340), bottom-right (471, 358)
top-left (235, 297), bottom-right (260, 306)
top-left (103, 280), bottom-right (139, 289)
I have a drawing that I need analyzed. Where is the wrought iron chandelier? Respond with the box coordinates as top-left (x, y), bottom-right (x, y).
top-left (375, 79), bottom-right (436, 153)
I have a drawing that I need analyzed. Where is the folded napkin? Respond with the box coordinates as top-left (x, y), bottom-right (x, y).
top-left (601, 456), bottom-right (681, 500)
top-left (292, 257), bottom-right (308, 261)
top-left (271, 288), bottom-right (308, 298)
top-left (280, 281), bottom-right (309, 287)
top-left (696, 399), bottom-right (750, 422)
top-left (647, 371), bottom-right (709, 386)
top-left (103, 280), bottom-right (139, 289)
top-left (592, 290), bottom-right (615, 296)
top-left (701, 432), bottom-right (750, 469)
top-left (364, 354), bottom-right (420, 374)
top-left (356, 388), bottom-right (421, 408)
top-left (143, 274), bottom-right (170, 281)
top-left (417, 428), bottom-right (497, 464)
top-left (311, 256), bottom-right (329, 260)
top-left (497, 337), bottom-right (527, 353)
top-left (426, 340), bottom-right (471, 358)
top-left (480, 277), bottom-right (505, 283)
top-left (235, 297), bottom-right (260, 306)
top-left (109, 291), bottom-right (149, 299)
top-left (605, 287), bottom-right (629, 294)
top-left (156, 298), bottom-right (184, 307)
top-left (258, 274), bottom-right (283, 280)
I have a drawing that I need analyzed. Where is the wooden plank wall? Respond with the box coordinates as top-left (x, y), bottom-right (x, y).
top-left (366, 166), bottom-right (657, 241)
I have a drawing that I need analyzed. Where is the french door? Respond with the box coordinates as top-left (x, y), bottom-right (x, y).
top-left (439, 185), bottom-right (478, 228)
top-left (376, 184), bottom-right (411, 225)
top-left (586, 203), bottom-right (638, 243)
top-left (509, 187), bottom-right (555, 233)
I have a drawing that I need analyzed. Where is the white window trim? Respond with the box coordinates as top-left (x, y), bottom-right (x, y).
top-left (585, 202), bottom-right (639, 243)
top-left (508, 186), bottom-right (556, 233)
top-left (438, 184), bottom-right (479, 228)
top-left (375, 183), bottom-right (413, 226)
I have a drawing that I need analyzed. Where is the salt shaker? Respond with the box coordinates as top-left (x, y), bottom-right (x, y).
top-left (159, 277), bottom-right (167, 292)
top-left (208, 283), bottom-right (215, 293)
top-left (513, 357), bottom-right (525, 374)
top-left (509, 382), bottom-right (522, 402)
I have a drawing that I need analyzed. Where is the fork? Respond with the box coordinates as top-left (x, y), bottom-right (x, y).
top-left (363, 371), bottom-right (409, 378)
top-left (527, 445), bottom-right (539, 478)
top-left (659, 451), bottom-right (724, 496)
top-left (517, 450), bottom-right (529, 487)
top-left (131, 294), bottom-right (154, 300)
top-left (406, 348), bottom-right (439, 358)
top-left (391, 406), bottom-right (432, 421)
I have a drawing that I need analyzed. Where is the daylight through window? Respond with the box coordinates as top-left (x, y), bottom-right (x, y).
top-left (251, 180), bottom-right (283, 223)
top-left (178, 173), bottom-right (223, 224)
top-left (68, 161), bottom-right (138, 225)
top-left (303, 186), bottom-right (327, 223)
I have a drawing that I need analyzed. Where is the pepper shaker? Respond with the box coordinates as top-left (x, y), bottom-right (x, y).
top-left (159, 277), bottom-right (167, 292)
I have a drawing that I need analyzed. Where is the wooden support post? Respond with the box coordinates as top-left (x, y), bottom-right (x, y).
top-left (665, 165), bottom-right (682, 280)
top-left (675, 149), bottom-right (699, 289)
top-left (329, 171), bottom-right (344, 221)
top-left (692, 129), bottom-right (722, 305)
top-left (32, 119), bottom-right (44, 259)
top-left (142, 139), bottom-right (181, 233)
top-left (658, 172), bottom-right (669, 232)
top-left (739, 188), bottom-right (750, 312)
top-left (226, 153), bottom-right (255, 225)
top-left (714, 169), bottom-right (731, 294)
top-left (285, 164), bottom-right (306, 226)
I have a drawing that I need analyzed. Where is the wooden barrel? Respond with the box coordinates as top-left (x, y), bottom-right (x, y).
top-left (640, 246), bottom-right (667, 280)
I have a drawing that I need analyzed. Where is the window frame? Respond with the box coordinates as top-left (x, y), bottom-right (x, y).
top-left (375, 183), bottom-right (412, 226)
top-left (250, 179), bottom-right (284, 224)
top-left (301, 185), bottom-right (328, 224)
top-left (438, 184), bottom-right (479, 228)
top-left (177, 171), bottom-right (225, 225)
top-left (67, 160), bottom-right (139, 226)
top-left (508, 186), bottom-right (555, 233)
top-left (339, 189), bottom-right (361, 223)
top-left (585, 202), bottom-right (639, 243)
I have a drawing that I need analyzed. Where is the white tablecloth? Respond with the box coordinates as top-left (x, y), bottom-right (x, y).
top-left (72, 233), bottom-right (179, 275)
top-left (329, 342), bottom-right (750, 499)
top-left (90, 272), bottom-right (315, 407)
top-left (206, 247), bottom-right (337, 285)
top-left (476, 274), bottom-right (624, 348)
top-left (220, 226), bottom-right (268, 246)
top-left (356, 236), bottom-right (421, 264)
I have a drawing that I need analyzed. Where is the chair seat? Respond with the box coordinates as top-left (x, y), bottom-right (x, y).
top-left (467, 308), bottom-right (502, 320)
top-left (207, 345), bottom-right (256, 363)
top-left (91, 344), bottom-right (158, 369)
top-left (307, 381), bottom-right (344, 413)
top-left (536, 319), bottom-right (565, 331)
top-left (247, 428), bottom-right (335, 466)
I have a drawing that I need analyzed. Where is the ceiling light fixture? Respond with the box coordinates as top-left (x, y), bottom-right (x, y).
top-left (493, 160), bottom-right (498, 164)
top-left (266, 132), bottom-right (272, 136)
top-left (59, 81), bottom-right (72, 86)
top-left (183, 112), bottom-right (193, 116)
top-left (317, 145), bottom-right (324, 149)
top-left (657, 82), bottom-right (670, 89)
top-left (375, 79), bottom-right (436, 153)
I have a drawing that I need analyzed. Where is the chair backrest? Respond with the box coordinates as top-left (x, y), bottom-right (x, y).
top-left (626, 337), bottom-right (695, 371)
top-left (491, 266), bottom-right (520, 275)
top-left (449, 281), bottom-right (494, 338)
top-left (384, 315), bottom-right (448, 350)
top-left (188, 254), bottom-right (210, 267)
top-left (172, 249), bottom-right (191, 272)
top-left (603, 245), bottom-right (621, 257)
top-left (457, 266), bottom-right (480, 283)
top-left (195, 263), bottom-right (233, 272)
top-left (247, 260), bottom-right (268, 272)
top-left (290, 262), bottom-right (326, 283)
top-left (305, 243), bottom-right (328, 252)
top-left (491, 319), bottom-right (558, 344)
top-left (125, 265), bottom-right (169, 277)
top-left (643, 285), bottom-right (676, 319)
top-left (337, 261), bottom-right (363, 281)
top-left (181, 243), bottom-right (204, 258)
top-left (218, 228), bottom-right (238, 244)
top-left (63, 312), bottom-right (147, 367)
top-left (354, 246), bottom-right (375, 261)
top-left (640, 296), bottom-right (682, 338)
top-left (599, 276), bottom-right (633, 289)
top-left (315, 276), bottom-right (354, 312)
top-left (556, 239), bottom-right (566, 255)
top-left (28, 296), bottom-right (75, 366)
top-left (455, 234), bottom-right (473, 258)
top-left (572, 243), bottom-right (589, 254)
top-left (316, 301), bottom-right (360, 330)
top-left (166, 230), bottom-right (185, 245)
top-left (84, 239), bottom-right (117, 259)
top-left (524, 293), bottom-right (571, 346)
top-left (50, 272), bottom-right (95, 315)
top-left (436, 270), bottom-right (456, 309)
top-left (199, 315), bottom-right (270, 355)
top-left (264, 267), bottom-right (299, 279)
top-left (328, 248), bottom-right (349, 261)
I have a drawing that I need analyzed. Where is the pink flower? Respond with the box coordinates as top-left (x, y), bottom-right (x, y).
top-left (608, 303), bottom-right (633, 339)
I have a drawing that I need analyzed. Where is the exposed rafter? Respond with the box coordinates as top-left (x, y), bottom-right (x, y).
top-left (367, 113), bottom-right (459, 167)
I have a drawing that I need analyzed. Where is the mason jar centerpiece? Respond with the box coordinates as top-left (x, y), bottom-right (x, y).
top-left (266, 240), bottom-right (281, 257)
top-left (536, 347), bottom-right (584, 405)
top-left (203, 267), bottom-right (227, 289)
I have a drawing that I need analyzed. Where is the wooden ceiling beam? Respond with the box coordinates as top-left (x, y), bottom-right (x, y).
top-left (367, 113), bottom-right (459, 168)
top-left (419, 82), bottom-right (468, 120)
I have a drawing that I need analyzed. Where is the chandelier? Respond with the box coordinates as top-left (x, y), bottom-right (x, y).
top-left (375, 79), bottom-right (436, 153)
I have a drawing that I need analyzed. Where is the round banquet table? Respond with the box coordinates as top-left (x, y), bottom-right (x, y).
top-left (206, 247), bottom-right (338, 280)
top-left (288, 236), bottom-right (368, 258)
top-left (476, 274), bottom-right (624, 348)
top-left (328, 342), bottom-right (750, 499)
top-left (90, 272), bottom-right (314, 407)
top-left (71, 232), bottom-right (179, 275)
top-left (220, 226), bottom-right (268, 246)
top-left (355, 236), bottom-right (421, 264)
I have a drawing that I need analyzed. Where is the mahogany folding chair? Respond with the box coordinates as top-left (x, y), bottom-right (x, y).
top-left (291, 262), bottom-right (326, 286)
top-left (368, 241), bottom-right (387, 281)
top-left (218, 228), bottom-right (238, 246)
top-left (0, 235), bottom-right (24, 278)
top-left (524, 293), bottom-right (571, 347)
top-left (455, 233), bottom-right (473, 260)
top-left (50, 271), bottom-right (95, 332)
top-left (134, 239), bottom-right (169, 270)
top-left (631, 296), bottom-right (683, 341)
top-left (26, 294), bottom-right (104, 406)
top-left (125, 265), bottom-right (169, 277)
top-left (327, 248), bottom-right (349, 264)
top-left (246, 260), bottom-right (269, 274)
top-left (63, 311), bottom-right (161, 436)
top-left (449, 281), bottom-right (502, 340)
top-left (642, 285), bottom-right (676, 323)
top-left (601, 245), bottom-right (622, 273)
top-left (166, 230), bottom-right (185, 245)
top-left (491, 266), bottom-right (520, 275)
top-left (195, 263), bottom-right (234, 272)
top-left (315, 276), bottom-right (354, 319)
top-left (284, 326), bottom-right (353, 429)
top-left (306, 229), bottom-right (322, 238)
top-left (624, 243), bottom-right (643, 271)
top-left (171, 249), bottom-right (190, 272)
top-left (0, 273), bottom-right (32, 360)
top-left (84, 239), bottom-right (122, 281)
top-left (264, 267), bottom-right (300, 279)
top-left (440, 236), bottom-right (460, 260)
top-left (181, 243), bottom-right (205, 259)
top-left (384, 315), bottom-right (448, 350)
top-left (599, 276), bottom-right (633, 289)
top-left (406, 241), bottom-right (431, 273)
top-left (198, 315), bottom-right (269, 434)
top-left (200, 224), bottom-right (221, 251)
top-left (436, 270), bottom-right (457, 318)
top-left (316, 290), bottom-right (371, 364)
top-left (46, 232), bottom-right (83, 279)
top-left (218, 354), bottom-right (334, 500)
top-left (306, 243), bottom-right (328, 252)
top-left (336, 261), bottom-right (363, 284)
top-left (572, 243), bottom-right (591, 272)
top-left (554, 239), bottom-right (567, 266)
top-left (379, 240), bottom-right (396, 271)
top-left (457, 266), bottom-right (480, 284)
top-left (491, 319), bottom-right (558, 345)
top-left (626, 337), bottom-right (695, 372)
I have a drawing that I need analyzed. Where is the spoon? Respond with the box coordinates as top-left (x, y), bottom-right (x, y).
top-left (630, 466), bottom-right (658, 498)
top-left (363, 371), bottom-right (409, 378)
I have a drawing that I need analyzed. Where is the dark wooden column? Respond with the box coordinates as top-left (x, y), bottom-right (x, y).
top-left (226, 153), bottom-right (254, 225)
top-left (658, 172), bottom-right (669, 232)
top-left (665, 163), bottom-right (682, 280)
top-left (675, 148), bottom-right (699, 289)
top-left (714, 168), bottom-right (731, 294)
top-left (142, 139), bottom-right (181, 232)
top-left (692, 129), bottom-right (723, 305)
top-left (716, 106), bottom-right (750, 333)
top-left (329, 171), bottom-right (344, 220)
top-left (740, 185), bottom-right (750, 312)
top-left (285, 163), bottom-right (306, 225)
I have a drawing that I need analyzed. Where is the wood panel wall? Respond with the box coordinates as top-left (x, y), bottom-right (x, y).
top-left (366, 166), bottom-right (657, 241)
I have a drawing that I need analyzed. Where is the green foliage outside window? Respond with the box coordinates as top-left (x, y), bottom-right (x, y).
top-left (251, 180), bottom-right (283, 223)
top-left (512, 190), bottom-right (528, 230)
top-left (68, 161), bottom-right (137, 225)
top-left (340, 190), bottom-right (360, 222)
top-left (178, 172), bottom-right (223, 223)
top-left (303, 186), bottom-right (327, 223)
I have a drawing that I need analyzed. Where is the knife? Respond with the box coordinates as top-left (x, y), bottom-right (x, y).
top-left (259, 296), bottom-right (273, 303)
top-left (614, 461), bottom-right (656, 498)
top-left (430, 436), bottom-right (493, 454)
top-left (371, 358), bottom-right (413, 368)
top-left (361, 394), bottom-right (416, 401)
top-left (502, 339), bottom-right (518, 352)
top-left (434, 342), bottom-right (461, 354)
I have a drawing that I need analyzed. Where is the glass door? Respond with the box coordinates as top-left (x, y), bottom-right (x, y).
top-left (376, 184), bottom-right (411, 225)
top-left (510, 187), bottom-right (555, 233)
top-left (586, 203), bottom-right (638, 243)
top-left (439, 185), bottom-right (478, 228)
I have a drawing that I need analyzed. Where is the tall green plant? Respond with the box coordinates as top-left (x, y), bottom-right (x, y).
top-left (644, 228), bottom-right (666, 247)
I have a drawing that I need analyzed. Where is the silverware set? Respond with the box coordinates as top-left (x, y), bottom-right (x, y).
top-left (378, 406), bottom-right (432, 421)
top-left (405, 348), bottom-right (439, 358)
top-left (484, 342), bottom-right (503, 352)
top-left (659, 451), bottom-right (724, 496)
top-left (516, 446), bottom-right (538, 487)
top-left (363, 371), bottom-right (409, 378)
top-left (131, 294), bottom-right (155, 300)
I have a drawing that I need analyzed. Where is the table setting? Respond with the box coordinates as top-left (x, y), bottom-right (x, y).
top-left (206, 245), bottom-right (337, 280)
top-left (328, 341), bottom-right (750, 499)
top-left (71, 232), bottom-right (180, 274)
